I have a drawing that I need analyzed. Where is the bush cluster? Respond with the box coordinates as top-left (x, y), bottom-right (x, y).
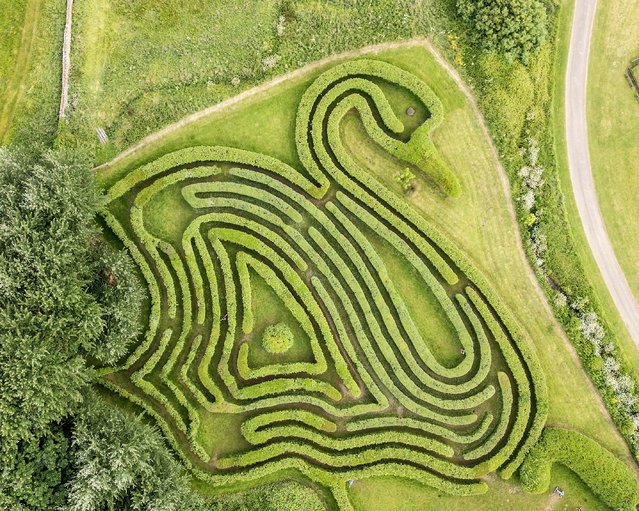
top-left (261, 323), bottom-right (294, 354)
top-left (456, 0), bottom-right (548, 62)
top-left (520, 428), bottom-right (639, 511)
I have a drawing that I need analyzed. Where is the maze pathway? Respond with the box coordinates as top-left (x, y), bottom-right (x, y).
top-left (99, 59), bottom-right (547, 509)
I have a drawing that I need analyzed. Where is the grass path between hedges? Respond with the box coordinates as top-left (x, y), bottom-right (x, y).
top-left (0, 0), bottom-right (39, 143)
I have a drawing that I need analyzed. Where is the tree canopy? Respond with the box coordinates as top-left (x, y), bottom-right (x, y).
top-left (67, 398), bottom-right (203, 511)
top-left (456, 0), bottom-right (548, 62)
top-left (0, 148), bottom-right (101, 447)
top-left (0, 148), bottom-right (145, 451)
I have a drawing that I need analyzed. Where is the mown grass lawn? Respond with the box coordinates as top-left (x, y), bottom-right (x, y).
top-left (96, 44), bottom-right (637, 510)
top-left (552, 0), bottom-right (639, 384)
top-left (587, 0), bottom-right (639, 304)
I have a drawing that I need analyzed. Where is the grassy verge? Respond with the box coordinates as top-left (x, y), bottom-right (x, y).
top-left (350, 467), bottom-right (609, 511)
top-left (0, 0), bottom-right (35, 142)
top-left (587, 0), bottom-right (639, 310)
top-left (553, 1), bottom-right (639, 383)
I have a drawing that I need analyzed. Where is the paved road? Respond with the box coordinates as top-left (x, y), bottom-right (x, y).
top-left (566, 0), bottom-right (639, 346)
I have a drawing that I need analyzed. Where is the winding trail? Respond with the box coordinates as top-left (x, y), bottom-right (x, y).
top-left (566, 0), bottom-right (639, 347)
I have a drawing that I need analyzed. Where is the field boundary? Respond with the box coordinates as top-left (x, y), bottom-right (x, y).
top-left (59, 0), bottom-right (73, 118)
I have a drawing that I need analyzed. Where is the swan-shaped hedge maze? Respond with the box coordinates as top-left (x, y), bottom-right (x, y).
top-left (99, 59), bottom-right (548, 509)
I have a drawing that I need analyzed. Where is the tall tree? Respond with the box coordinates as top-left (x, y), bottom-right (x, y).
top-left (456, 0), bottom-right (548, 62)
top-left (0, 424), bottom-right (73, 511)
top-left (67, 398), bottom-right (204, 511)
top-left (0, 148), bottom-right (102, 448)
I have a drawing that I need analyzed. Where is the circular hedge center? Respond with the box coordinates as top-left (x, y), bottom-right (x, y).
top-left (262, 323), bottom-right (294, 354)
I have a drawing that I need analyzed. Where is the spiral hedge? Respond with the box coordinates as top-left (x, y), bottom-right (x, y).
top-left (99, 59), bottom-right (548, 509)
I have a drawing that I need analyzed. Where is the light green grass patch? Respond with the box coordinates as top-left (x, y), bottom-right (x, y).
top-left (587, 0), bottom-right (639, 308)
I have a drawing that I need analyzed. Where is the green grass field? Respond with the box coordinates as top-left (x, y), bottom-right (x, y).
top-left (587, 0), bottom-right (639, 305)
top-left (66, 0), bottom-right (452, 162)
top-left (96, 44), bottom-right (637, 510)
top-left (0, 0), bottom-right (31, 142)
top-left (0, 0), bottom-right (65, 146)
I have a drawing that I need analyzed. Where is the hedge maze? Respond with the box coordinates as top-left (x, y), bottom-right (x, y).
top-left (99, 59), bottom-right (548, 509)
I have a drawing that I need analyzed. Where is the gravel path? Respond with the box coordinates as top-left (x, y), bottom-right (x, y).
top-left (566, 0), bottom-right (639, 346)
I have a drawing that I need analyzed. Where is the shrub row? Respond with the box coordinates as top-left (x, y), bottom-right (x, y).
top-left (520, 428), bottom-right (639, 511)
top-left (323, 99), bottom-right (459, 287)
top-left (465, 287), bottom-right (535, 476)
top-left (318, 96), bottom-right (547, 474)
top-left (294, 59), bottom-right (445, 195)
top-left (345, 412), bottom-right (493, 446)
top-left (215, 440), bottom-right (477, 481)
top-left (241, 424), bottom-right (455, 459)
top-left (98, 59), bottom-right (551, 498)
top-left (336, 193), bottom-right (470, 364)
top-left (318, 202), bottom-right (481, 395)
top-left (235, 251), bottom-right (328, 379)
top-left (212, 225), bottom-right (358, 395)
top-left (308, 259), bottom-right (479, 424)
top-left (308, 225), bottom-right (496, 411)
top-left (221, 168), bottom-right (487, 418)
top-left (242, 409), bottom-right (338, 437)
top-left (463, 372), bottom-right (513, 461)
top-left (107, 146), bottom-right (317, 201)
top-left (182, 179), bottom-right (304, 224)
top-left (332, 118), bottom-right (545, 475)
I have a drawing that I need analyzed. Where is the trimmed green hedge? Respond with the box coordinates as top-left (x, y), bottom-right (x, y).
top-left (520, 428), bottom-right (639, 511)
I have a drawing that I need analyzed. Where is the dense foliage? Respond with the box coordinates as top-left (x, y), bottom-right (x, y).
top-left (0, 147), bottom-right (170, 508)
top-left (0, 148), bottom-right (145, 448)
top-left (0, 424), bottom-right (73, 511)
top-left (67, 398), bottom-right (203, 511)
top-left (88, 242), bottom-right (145, 365)
top-left (262, 323), bottom-right (294, 353)
top-left (0, 148), bottom-right (101, 447)
top-left (456, 0), bottom-right (547, 61)
top-left (520, 428), bottom-right (639, 510)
